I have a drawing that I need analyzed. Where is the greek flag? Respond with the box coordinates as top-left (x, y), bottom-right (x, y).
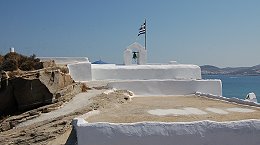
top-left (138, 21), bottom-right (146, 36)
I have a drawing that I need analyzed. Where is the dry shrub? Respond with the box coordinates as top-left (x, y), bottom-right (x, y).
top-left (0, 52), bottom-right (43, 71)
top-left (1, 59), bottom-right (17, 71)
top-left (42, 60), bottom-right (56, 68)
top-left (20, 60), bottom-right (34, 71)
top-left (8, 71), bottom-right (20, 78)
top-left (59, 66), bottom-right (69, 74)
top-left (81, 83), bottom-right (90, 92)
top-left (0, 55), bottom-right (4, 65)
top-left (34, 62), bottom-right (43, 70)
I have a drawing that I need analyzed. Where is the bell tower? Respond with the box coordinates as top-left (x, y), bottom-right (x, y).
top-left (124, 42), bottom-right (147, 65)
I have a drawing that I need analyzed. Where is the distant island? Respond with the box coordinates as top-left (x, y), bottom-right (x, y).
top-left (200, 64), bottom-right (260, 76)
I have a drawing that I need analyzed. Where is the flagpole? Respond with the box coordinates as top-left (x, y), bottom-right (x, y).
top-left (145, 19), bottom-right (147, 50)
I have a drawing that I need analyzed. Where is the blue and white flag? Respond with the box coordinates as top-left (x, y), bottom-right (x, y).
top-left (138, 21), bottom-right (146, 36)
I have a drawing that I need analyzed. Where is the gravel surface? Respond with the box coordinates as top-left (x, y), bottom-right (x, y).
top-left (86, 95), bottom-right (260, 123)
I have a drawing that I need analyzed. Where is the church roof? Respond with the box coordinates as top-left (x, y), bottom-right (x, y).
top-left (92, 60), bottom-right (108, 64)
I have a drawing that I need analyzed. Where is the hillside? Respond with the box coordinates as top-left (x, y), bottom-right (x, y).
top-left (201, 64), bottom-right (260, 75)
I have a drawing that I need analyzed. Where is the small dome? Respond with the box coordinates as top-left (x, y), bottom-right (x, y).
top-left (92, 60), bottom-right (108, 64)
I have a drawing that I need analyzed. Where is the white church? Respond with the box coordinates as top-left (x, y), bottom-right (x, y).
top-left (63, 42), bottom-right (222, 96)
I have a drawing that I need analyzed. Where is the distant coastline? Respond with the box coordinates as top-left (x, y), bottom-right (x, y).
top-left (200, 64), bottom-right (260, 76)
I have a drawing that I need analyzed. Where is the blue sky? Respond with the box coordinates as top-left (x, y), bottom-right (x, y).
top-left (0, 0), bottom-right (259, 67)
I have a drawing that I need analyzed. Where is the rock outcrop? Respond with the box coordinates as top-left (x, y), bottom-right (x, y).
top-left (0, 61), bottom-right (89, 132)
top-left (0, 64), bottom-right (75, 116)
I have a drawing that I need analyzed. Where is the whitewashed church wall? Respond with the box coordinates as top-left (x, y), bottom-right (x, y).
top-left (92, 64), bottom-right (201, 80)
top-left (67, 62), bottom-right (92, 81)
top-left (73, 118), bottom-right (260, 145)
top-left (108, 80), bottom-right (222, 96)
top-left (107, 79), bottom-right (222, 96)
top-left (123, 49), bottom-right (132, 65)
top-left (138, 49), bottom-right (147, 65)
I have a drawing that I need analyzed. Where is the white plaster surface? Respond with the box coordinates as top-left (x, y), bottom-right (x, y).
top-left (148, 107), bottom-right (256, 116)
top-left (148, 109), bottom-right (190, 116)
top-left (148, 108), bottom-right (207, 116)
top-left (206, 108), bottom-right (229, 114)
top-left (73, 118), bottom-right (260, 145)
top-left (67, 62), bottom-right (92, 81)
top-left (92, 64), bottom-right (201, 80)
top-left (226, 107), bottom-right (255, 113)
top-left (108, 79), bottom-right (222, 96)
top-left (185, 107), bottom-right (208, 115)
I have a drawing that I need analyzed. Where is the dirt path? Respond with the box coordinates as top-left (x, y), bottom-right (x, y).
top-left (0, 89), bottom-right (106, 145)
top-left (0, 107), bottom-right (89, 145)
top-left (0, 88), bottom-right (132, 145)
top-left (17, 89), bottom-right (105, 128)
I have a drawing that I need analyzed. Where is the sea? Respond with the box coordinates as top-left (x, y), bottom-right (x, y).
top-left (202, 75), bottom-right (260, 101)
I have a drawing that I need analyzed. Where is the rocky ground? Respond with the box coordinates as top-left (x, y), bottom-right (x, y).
top-left (0, 85), bottom-right (132, 145)
top-left (1, 84), bottom-right (259, 145)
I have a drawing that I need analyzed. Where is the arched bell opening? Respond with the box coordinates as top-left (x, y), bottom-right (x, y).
top-left (124, 42), bottom-right (147, 65)
top-left (132, 49), bottom-right (139, 64)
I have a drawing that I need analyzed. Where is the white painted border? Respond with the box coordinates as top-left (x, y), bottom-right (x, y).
top-left (196, 92), bottom-right (260, 107)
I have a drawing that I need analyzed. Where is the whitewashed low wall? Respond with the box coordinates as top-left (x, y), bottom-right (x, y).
top-left (39, 57), bottom-right (92, 81)
top-left (196, 92), bottom-right (260, 106)
top-left (108, 79), bottom-right (222, 96)
top-left (67, 62), bottom-right (92, 81)
top-left (92, 64), bottom-right (201, 80)
top-left (73, 118), bottom-right (260, 145)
